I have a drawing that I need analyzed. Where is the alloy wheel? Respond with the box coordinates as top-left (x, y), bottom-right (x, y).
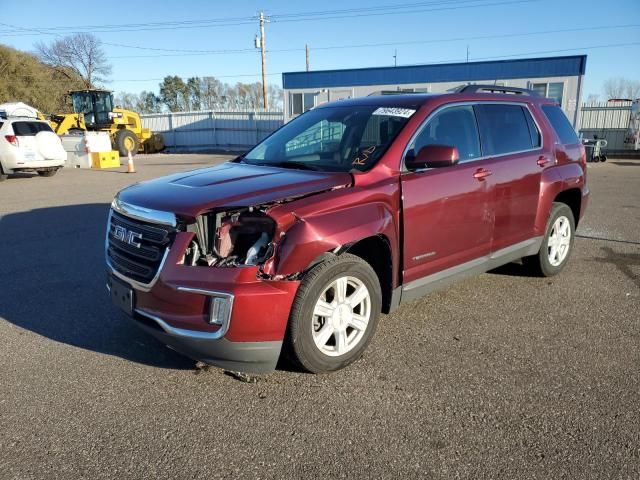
top-left (311, 275), bottom-right (371, 357)
top-left (547, 215), bottom-right (571, 266)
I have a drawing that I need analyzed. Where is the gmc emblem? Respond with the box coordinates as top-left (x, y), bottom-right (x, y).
top-left (113, 225), bottom-right (143, 248)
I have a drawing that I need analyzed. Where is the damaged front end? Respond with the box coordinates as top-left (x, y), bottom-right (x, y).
top-left (183, 206), bottom-right (278, 270)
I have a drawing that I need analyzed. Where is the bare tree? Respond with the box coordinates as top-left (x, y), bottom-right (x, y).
top-left (624, 80), bottom-right (640, 100)
top-left (36, 33), bottom-right (111, 88)
top-left (114, 92), bottom-right (137, 110)
top-left (603, 78), bottom-right (625, 99)
top-left (268, 84), bottom-right (283, 110)
top-left (585, 93), bottom-right (600, 104)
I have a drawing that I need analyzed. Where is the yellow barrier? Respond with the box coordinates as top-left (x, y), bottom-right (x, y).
top-left (91, 151), bottom-right (120, 169)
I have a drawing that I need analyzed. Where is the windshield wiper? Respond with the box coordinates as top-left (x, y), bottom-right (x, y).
top-left (265, 161), bottom-right (324, 171)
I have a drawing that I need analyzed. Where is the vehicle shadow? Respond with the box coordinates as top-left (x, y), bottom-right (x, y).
top-left (611, 161), bottom-right (640, 167)
top-left (0, 203), bottom-right (193, 369)
top-left (591, 246), bottom-right (640, 289)
top-left (487, 260), bottom-right (540, 278)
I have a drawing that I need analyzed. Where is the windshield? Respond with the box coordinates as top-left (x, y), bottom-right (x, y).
top-left (243, 105), bottom-right (415, 172)
top-left (72, 91), bottom-right (113, 126)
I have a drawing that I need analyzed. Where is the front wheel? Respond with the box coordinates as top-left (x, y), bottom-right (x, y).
top-left (114, 129), bottom-right (139, 157)
top-left (523, 202), bottom-right (575, 277)
top-left (285, 254), bottom-right (382, 373)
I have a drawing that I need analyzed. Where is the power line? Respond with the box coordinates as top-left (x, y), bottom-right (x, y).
top-left (105, 24), bottom-right (640, 58)
top-left (0, 0), bottom-right (535, 36)
top-left (271, 0), bottom-right (539, 24)
top-left (0, 1), bottom-right (499, 34)
top-left (12, 41), bottom-right (640, 84)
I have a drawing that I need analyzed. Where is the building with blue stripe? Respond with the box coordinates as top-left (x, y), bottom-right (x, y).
top-left (282, 55), bottom-right (587, 125)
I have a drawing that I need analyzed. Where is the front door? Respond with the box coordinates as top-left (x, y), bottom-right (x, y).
top-left (401, 104), bottom-right (493, 284)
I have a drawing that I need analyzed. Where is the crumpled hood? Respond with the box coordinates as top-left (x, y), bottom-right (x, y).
top-left (117, 162), bottom-right (352, 218)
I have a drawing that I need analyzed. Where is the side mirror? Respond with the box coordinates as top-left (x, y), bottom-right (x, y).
top-left (405, 144), bottom-right (460, 170)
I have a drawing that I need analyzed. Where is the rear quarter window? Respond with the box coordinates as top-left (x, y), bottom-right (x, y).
top-left (11, 121), bottom-right (54, 136)
top-left (541, 105), bottom-right (578, 145)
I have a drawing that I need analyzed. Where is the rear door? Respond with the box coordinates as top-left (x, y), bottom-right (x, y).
top-left (401, 104), bottom-right (493, 283)
top-left (474, 103), bottom-right (547, 252)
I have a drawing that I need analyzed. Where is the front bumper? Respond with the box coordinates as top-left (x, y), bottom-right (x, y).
top-left (108, 231), bottom-right (300, 374)
top-left (132, 309), bottom-right (283, 373)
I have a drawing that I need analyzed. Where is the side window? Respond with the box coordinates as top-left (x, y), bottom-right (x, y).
top-left (476, 104), bottom-right (535, 155)
top-left (290, 92), bottom-right (316, 116)
top-left (411, 105), bottom-right (480, 162)
top-left (523, 107), bottom-right (541, 148)
top-left (531, 82), bottom-right (564, 105)
top-left (541, 105), bottom-right (579, 145)
top-left (290, 93), bottom-right (303, 116)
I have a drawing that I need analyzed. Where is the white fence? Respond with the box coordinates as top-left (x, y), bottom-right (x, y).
top-left (578, 101), bottom-right (635, 152)
top-left (141, 110), bottom-right (284, 151)
top-left (141, 104), bottom-right (638, 155)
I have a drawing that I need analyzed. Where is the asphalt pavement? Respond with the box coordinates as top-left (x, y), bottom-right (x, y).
top-left (0, 154), bottom-right (638, 479)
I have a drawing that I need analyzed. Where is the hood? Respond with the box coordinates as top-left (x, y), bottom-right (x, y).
top-left (117, 162), bottom-right (352, 218)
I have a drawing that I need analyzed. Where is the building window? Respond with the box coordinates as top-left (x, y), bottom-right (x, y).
top-left (531, 82), bottom-right (564, 105)
top-left (290, 92), bottom-right (316, 116)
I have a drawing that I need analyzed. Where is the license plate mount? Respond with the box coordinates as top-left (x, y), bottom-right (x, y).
top-left (110, 276), bottom-right (134, 316)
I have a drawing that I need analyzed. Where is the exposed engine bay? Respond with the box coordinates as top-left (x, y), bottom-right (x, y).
top-left (184, 207), bottom-right (276, 267)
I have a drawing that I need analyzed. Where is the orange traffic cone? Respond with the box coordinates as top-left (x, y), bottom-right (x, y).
top-left (126, 151), bottom-right (136, 173)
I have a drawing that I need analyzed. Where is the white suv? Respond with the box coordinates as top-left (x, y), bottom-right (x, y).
top-left (0, 116), bottom-right (66, 181)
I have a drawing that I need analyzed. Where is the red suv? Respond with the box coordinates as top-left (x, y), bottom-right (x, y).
top-left (106, 85), bottom-right (588, 374)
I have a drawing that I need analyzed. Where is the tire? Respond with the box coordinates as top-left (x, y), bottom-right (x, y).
top-left (599, 155), bottom-right (607, 163)
top-left (523, 202), bottom-right (575, 277)
top-left (37, 169), bottom-right (58, 177)
top-left (285, 253), bottom-right (382, 373)
top-left (0, 164), bottom-right (7, 182)
top-left (114, 129), bottom-right (139, 157)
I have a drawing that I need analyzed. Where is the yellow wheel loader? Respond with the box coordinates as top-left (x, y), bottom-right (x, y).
top-left (48, 89), bottom-right (152, 156)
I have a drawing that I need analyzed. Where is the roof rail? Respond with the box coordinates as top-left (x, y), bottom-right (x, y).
top-left (457, 84), bottom-right (539, 96)
top-left (367, 90), bottom-right (428, 96)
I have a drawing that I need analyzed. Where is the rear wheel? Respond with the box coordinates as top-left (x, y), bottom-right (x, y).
top-left (523, 202), bottom-right (575, 277)
top-left (37, 169), bottom-right (58, 177)
top-left (115, 129), bottom-right (139, 157)
top-left (285, 254), bottom-right (381, 373)
top-left (0, 164), bottom-right (7, 182)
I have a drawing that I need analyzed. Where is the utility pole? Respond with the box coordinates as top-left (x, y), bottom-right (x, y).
top-left (393, 49), bottom-right (397, 67)
top-left (259, 12), bottom-right (269, 110)
top-left (466, 45), bottom-right (470, 63)
top-left (305, 44), bottom-right (310, 72)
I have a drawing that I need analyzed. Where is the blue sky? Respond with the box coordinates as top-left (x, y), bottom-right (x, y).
top-left (2, 0), bottom-right (639, 98)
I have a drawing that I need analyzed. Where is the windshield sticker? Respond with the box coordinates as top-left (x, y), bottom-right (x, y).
top-left (372, 107), bottom-right (416, 118)
top-left (353, 146), bottom-right (376, 166)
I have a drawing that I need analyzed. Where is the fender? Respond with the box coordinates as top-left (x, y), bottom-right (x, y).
top-left (535, 162), bottom-right (585, 235)
top-left (264, 200), bottom-right (399, 279)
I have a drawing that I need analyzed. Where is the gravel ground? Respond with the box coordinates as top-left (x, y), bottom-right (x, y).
top-left (0, 155), bottom-right (638, 479)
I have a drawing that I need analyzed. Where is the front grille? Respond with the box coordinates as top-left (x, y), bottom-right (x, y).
top-left (107, 211), bottom-right (175, 284)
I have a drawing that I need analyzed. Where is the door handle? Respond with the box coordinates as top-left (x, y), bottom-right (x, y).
top-left (473, 168), bottom-right (492, 180)
top-left (537, 155), bottom-right (551, 167)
